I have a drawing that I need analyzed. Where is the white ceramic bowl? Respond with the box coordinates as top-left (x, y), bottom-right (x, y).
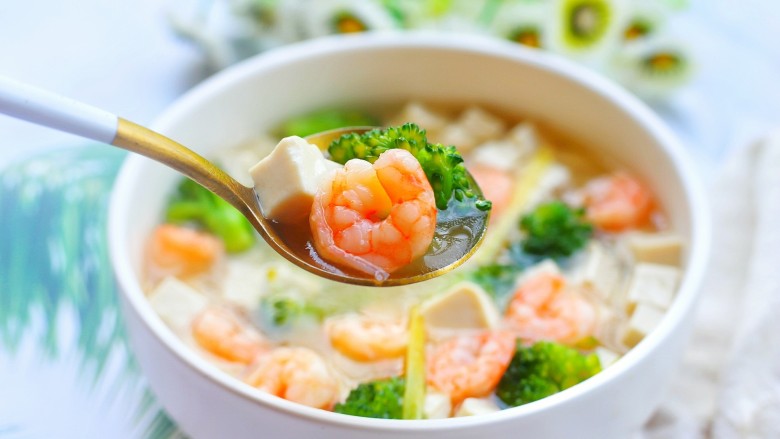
top-left (109, 33), bottom-right (710, 439)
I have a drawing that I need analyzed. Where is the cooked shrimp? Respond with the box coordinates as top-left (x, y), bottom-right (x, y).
top-left (427, 331), bottom-right (515, 405)
top-left (582, 172), bottom-right (654, 232)
top-left (326, 314), bottom-right (408, 362)
top-left (192, 307), bottom-right (266, 364)
top-left (469, 165), bottom-right (513, 221)
top-left (244, 347), bottom-right (340, 410)
top-left (147, 224), bottom-right (223, 278)
top-left (504, 273), bottom-right (596, 346)
top-left (310, 149), bottom-right (437, 278)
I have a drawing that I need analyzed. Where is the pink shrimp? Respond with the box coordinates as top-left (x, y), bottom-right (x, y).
top-left (504, 273), bottom-right (596, 346)
top-left (469, 165), bottom-right (513, 221)
top-left (244, 347), bottom-right (340, 410)
top-left (309, 149), bottom-right (437, 277)
top-left (427, 331), bottom-right (516, 405)
top-left (191, 307), bottom-right (267, 364)
top-left (581, 172), bottom-right (654, 232)
top-left (326, 314), bottom-right (408, 362)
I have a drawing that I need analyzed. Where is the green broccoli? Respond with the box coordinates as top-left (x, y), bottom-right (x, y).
top-left (469, 264), bottom-right (522, 308)
top-left (279, 108), bottom-right (378, 138)
top-left (496, 341), bottom-right (602, 407)
top-left (327, 123), bottom-right (492, 211)
top-left (165, 178), bottom-right (255, 253)
top-left (334, 377), bottom-right (406, 419)
top-left (258, 294), bottom-right (324, 330)
top-left (519, 201), bottom-right (593, 259)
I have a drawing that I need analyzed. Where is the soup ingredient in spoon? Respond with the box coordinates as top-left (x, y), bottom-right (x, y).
top-left (496, 340), bottom-right (601, 407)
top-left (328, 123), bottom-right (491, 211)
top-left (310, 148), bottom-right (437, 278)
top-left (250, 136), bottom-right (341, 223)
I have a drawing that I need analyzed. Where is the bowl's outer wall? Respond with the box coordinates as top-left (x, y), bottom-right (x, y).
top-left (110, 34), bottom-right (707, 439)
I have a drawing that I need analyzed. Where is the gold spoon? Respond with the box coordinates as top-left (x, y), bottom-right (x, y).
top-left (0, 77), bottom-right (488, 286)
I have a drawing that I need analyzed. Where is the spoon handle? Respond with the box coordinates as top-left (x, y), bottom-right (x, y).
top-left (112, 118), bottom-right (259, 217)
top-left (0, 75), bottom-right (258, 216)
top-left (0, 75), bottom-right (117, 143)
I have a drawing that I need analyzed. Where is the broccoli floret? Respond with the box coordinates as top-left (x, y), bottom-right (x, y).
top-left (334, 377), bottom-right (406, 419)
top-left (327, 123), bottom-right (492, 211)
top-left (166, 178), bottom-right (255, 253)
top-left (469, 264), bottom-right (522, 308)
top-left (496, 341), bottom-right (601, 407)
top-left (279, 108), bottom-right (378, 138)
top-left (258, 294), bottom-right (324, 330)
top-left (519, 201), bottom-right (593, 259)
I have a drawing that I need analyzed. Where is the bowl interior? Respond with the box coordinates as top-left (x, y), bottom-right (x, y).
top-left (110, 33), bottom-right (706, 427)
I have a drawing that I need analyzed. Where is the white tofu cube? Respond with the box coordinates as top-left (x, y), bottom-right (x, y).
top-left (392, 102), bottom-right (449, 134)
top-left (575, 242), bottom-right (625, 300)
top-left (148, 276), bottom-right (209, 334)
top-left (424, 392), bottom-right (452, 419)
top-left (222, 259), bottom-right (268, 310)
top-left (249, 136), bottom-right (340, 223)
top-left (437, 123), bottom-right (479, 152)
top-left (215, 134), bottom-right (277, 187)
top-left (626, 263), bottom-right (681, 313)
top-left (625, 232), bottom-right (684, 266)
top-left (505, 122), bottom-right (540, 152)
top-left (458, 107), bottom-right (506, 142)
top-left (622, 303), bottom-right (665, 347)
top-left (455, 398), bottom-right (501, 417)
top-left (469, 139), bottom-right (527, 172)
top-left (595, 347), bottom-right (621, 368)
top-left (420, 282), bottom-right (501, 330)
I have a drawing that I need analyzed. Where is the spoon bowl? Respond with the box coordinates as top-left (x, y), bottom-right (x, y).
top-left (0, 77), bottom-right (488, 286)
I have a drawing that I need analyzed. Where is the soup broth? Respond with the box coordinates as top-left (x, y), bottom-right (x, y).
top-left (143, 101), bottom-right (684, 419)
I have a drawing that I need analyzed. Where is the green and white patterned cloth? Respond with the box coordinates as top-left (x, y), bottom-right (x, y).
top-left (0, 146), bottom-right (184, 438)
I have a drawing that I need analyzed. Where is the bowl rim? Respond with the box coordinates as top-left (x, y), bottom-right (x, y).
top-left (109, 31), bottom-right (711, 431)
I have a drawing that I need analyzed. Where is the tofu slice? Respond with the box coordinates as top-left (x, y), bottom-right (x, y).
top-left (626, 263), bottom-right (681, 313)
top-left (437, 123), bottom-right (479, 152)
top-left (575, 242), bottom-right (626, 300)
top-left (621, 303), bottom-right (665, 348)
top-left (436, 107), bottom-right (505, 153)
top-left (221, 259), bottom-right (268, 310)
top-left (390, 101), bottom-right (449, 134)
top-left (424, 392), bottom-right (452, 419)
top-left (470, 139), bottom-right (528, 172)
top-left (595, 347), bottom-right (621, 368)
top-left (249, 136), bottom-right (340, 223)
top-left (625, 232), bottom-right (684, 266)
top-left (458, 107), bottom-right (506, 143)
top-left (148, 276), bottom-right (209, 334)
top-left (455, 398), bottom-right (501, 417)
top-left (505, 122), bottom-right (540, 152)
top-left (420, 282), bottom-right (501, 330)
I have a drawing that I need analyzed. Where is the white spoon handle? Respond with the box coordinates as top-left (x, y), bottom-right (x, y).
top-left (0, 75), bottom-right (118, 144)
